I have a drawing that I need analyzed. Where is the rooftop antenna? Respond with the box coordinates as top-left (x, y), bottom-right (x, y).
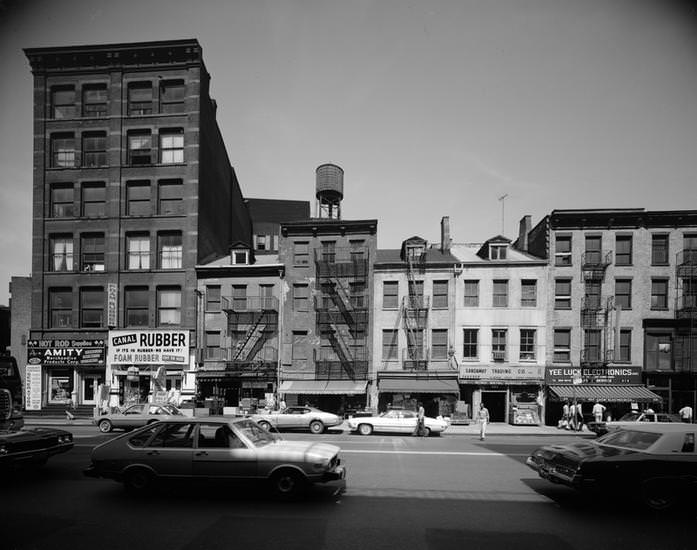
top-left (498, 194), bottom-right (508, 235)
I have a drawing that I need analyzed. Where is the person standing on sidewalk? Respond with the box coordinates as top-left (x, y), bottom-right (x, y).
top-left (414, 402), bottom-right (426, 436)
top-left (477, 402), bottom-right (490, 440)
top-left (679, 404), bottom-right (693, 423)
top-left (592, 400), bottom-right (606, 423)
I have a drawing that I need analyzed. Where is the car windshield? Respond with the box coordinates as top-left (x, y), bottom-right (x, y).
top-left (618, 412), bottom-right (641, 422)
top-left (235, 419), bottom-right (277, 447)
top-left (596, 429), bottom-right (661, 450)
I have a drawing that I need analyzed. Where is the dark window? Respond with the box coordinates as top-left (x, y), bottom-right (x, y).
top-left (584, 279), bottom-right (601, 309)
top-left (293, 284), bottom-right (309, 311)
top-left (81, 182), bottom-right (106, 217)
top-left (520, 329), bottom-right (536, 360)
top-left (321, 241), bottom-right (336, 263)
top-left (82, 132), bottom-right (107, 167)
top-left (50, 235), bottom-right (73, 272)
top-left (126, 181), bottom-right (150, 216)
top-left (382, 329), bottom-right (398, 360)
top-left (490, 244), bottom-right (507, 260)
top-left (463, 329), bottom-right (478, 359)
top-left (464, 280), bottom-right (479, 307)
top-left (128, 82), bottom-right (153, 115)
top-left (80, 287), bottom-right (104, 328)
top-left (619, 329), bottom-right (631, 362)
top-left (350, 240), bottom-right (365, 261)
top-left (51, 86), bottom-right (76, 119)
top-left (82, 84), bottom-right (107, 117)
top-left (651, 234), bottom-right (669, 265)
top-left (292, 331), bottom-right (308, 361)
top-left (555, 279), bottom-right (572, 309)
top-left (684, 234), bottom-right (697, 264)
top-left (350, 281), bottom-right (366, 308)
top-left (159, 129), bottom-right (184, 163)
top-left (125, 287), bottom-right (149, 327)
top-left (553, 329), bottom-right (571, 362)
top-left (51, 133), bottom-right (76, 167)
top-left (431, 329), bottom-right (448, 359)
top-left (585, 235), bottom-right (602, 264)
top-left (615, 279), bottom-right (632, 310)
top-left (555, 235), bottom-right (572, 266)
top-left (128, 131), bottom-right (152, 165)
top-left (406, 329), bottom-right (424, 360)
top-left (651, 279), bottom-right (669, 310)
top-left (49, 288), bottom-right (72, 328)
top-left (432, 280), bottom-right (448, 309)
top-left (294, 242), bottom-right (309, 265)
top-left (126, 233), bottom-right (150, 270)
top-left (158, 232), bottom-right (182, 269)
top-left (80, 233), bottom-right (105, 272)
top-left (493, 280), bottom-right (508, 308)
top-left (158, 180), bottom-right (183, 215)
top-left (205, 285), bottom-right (221, 312)
top-left (160, 80), bottom-right (185, 113)
top-left (232, 285), bottom-right (247, 309)
top-left (615, 235), bottom-right (633, 266)
top-left (205, 331), bottom-right (221, 359)
top-left (157, 287), bottom-right (181, 326)
top-left (584, 329), bottom-right (602, 363)
top-left (521, 280), bottom-right (537, 307)
top-left (383, 281), bottom-right (399, 309)
top-left (645, 333), bottom-right (672, 371)
top-left (50, 184), bottom-right (74, 217)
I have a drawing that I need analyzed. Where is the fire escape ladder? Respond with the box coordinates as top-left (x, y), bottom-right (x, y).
top-left (329, 277), bottom-right (355, 326)
top-left (232, 312), bottom-right (266, 361)
top-left (328, 326), bottom-right (355, 378)
top-left (404, 254), bottom-right (420, 358)
top-left (675, 249), bottom-right (697, 372)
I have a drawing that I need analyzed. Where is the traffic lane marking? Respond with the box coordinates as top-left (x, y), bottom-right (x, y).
top-left (340, 450), bottom-right (528, 456)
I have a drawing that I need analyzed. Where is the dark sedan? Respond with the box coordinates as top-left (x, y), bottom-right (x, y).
top-left (0, 427), bottom-right (74, 469)
top-left (526, 424), bottom-right (697, 511)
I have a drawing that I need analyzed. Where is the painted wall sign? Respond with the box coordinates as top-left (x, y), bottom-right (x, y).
top-left (107, 330), bottom-right (190, 365)
top-left (25, 364), bottom-right (42, 410)
top-left (545, 366), bottom-right (642, 385)
top-left (27, 339), bottom-right (106, 366)
top-left (459, 365), bottom-right (544, 381)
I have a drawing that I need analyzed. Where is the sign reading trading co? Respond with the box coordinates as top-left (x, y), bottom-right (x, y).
top-left (108, 330), bottom-right (190, 365)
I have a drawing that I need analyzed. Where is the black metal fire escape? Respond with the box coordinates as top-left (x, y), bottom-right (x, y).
top-left (675, 249), bottom-right (697, 372)
top-left (402, 249), bottom-right (429, 370)
top-left (580, 251), bottom-right (614, 366)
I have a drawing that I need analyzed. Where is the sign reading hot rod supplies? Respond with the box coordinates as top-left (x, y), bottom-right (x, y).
top-left (108, 330), bottom-right (190, 365)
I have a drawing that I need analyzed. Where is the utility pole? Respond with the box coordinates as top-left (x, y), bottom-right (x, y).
top-left (498, 194), bottom-right (508, 235)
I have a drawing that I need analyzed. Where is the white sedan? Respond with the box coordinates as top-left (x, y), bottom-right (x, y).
top-left (347, 409), bottom-right (449, 436)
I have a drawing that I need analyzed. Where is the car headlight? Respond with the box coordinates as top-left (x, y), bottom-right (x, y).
top-left (0, 444), bottom-right (7, 455)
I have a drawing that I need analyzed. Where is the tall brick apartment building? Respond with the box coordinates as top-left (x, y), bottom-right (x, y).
top-left (24, 40), bottom-right (250, 411)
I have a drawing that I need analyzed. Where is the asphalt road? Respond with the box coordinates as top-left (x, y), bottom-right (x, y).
top-left (3, 426), bottom-right (695, 550)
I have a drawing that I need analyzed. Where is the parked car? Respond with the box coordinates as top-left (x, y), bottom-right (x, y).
top-left (84, 417), bottom-right (346, 498)
top-left (587, 411), bottom-right (682, 436)
top-left (0, 426), bottom-right (73, 469)
top-left (346, 408), bottom-right (449, 436)
top-left (248, 406), bottom-right (342, 434)
top-left (526, 424), bottom-right (697, 510)
top-left (94, 403), bottom-right (183, 433)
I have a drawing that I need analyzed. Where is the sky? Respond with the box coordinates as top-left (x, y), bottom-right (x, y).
top-left (0, 0), bottom-right (696, 305)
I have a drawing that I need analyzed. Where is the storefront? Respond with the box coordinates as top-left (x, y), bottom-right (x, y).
top-left (458, 365), bottom-right (544, 424)
top-left (377, 376), bottom-right (459, 418)
top-left (107, 329), bottom-right (193, 407)
top-left (545, 365), bottom-right (663, 425)
top-left (280, 380), bottom-right (369, 416)
top-left (26, 338), bottom-right (106, 409)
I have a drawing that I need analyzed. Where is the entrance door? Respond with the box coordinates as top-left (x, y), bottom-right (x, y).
top-left (82, 374), bottom-right (103, 405)
top-left (481, 391), bottom-right (507, 422)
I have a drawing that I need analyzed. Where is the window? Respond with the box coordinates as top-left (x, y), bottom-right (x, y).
top-left (431, 329), bottom-right (448, 360)
top-left (80, 287), bottom-right (103, 328)
top-left (584, 279), bottom-right (601, 309)
top-left (292, 331), bottom-right (308, 361)
top-left (651, 279), bottom-right (669, 310)
top-left (158, 232), bottom-right (182, 269)
top-left (293, 241), bottom-right (309, 265)
top-left (205, 331), bottom-right (221, 359)
top-left (555, 235), bottom-right (572, 266)
top-left (157, 287), bottom-right (181, 326)
top-left (464, 280), bottom-right (479, 307)
top-left (431, 280), bottom-right (448, 309)
top-left (553, 329), bottom-right (571, 362)
top-left (584, 235), bottom-right (602, 264)
top-left (490, 244), bottom-right (507, 260)
top-left (350, 240), bottom-right (365, 261)
top-left (349, 281), bottom-right (366, 308)
top-left (685, 234), bottom-right (697, 263)
top-left (51, 86), bottom-right (76, 119)
top-left (128, 82), bottom-right (153, 115)
top-left (645, 333), bottom-right (672, 371)
top-left (82, 132), bottom-right (107, 167)
top-left (615, 279), bottom-right (632, 310)
top-left (80, 233), bottom-right (105, 271)
top-left (82, 84), bottom-right (107, 117)
top-left (157, 180), bottom-right (183, 215)
top-left (382, 329), bottom-right (398, 360)
top-left (126, 181), bottom-right (150, 216)
top-left (493, 280), bottom-right (508, 308)
top-left (81, 182), bottom-right (106, 217)
top-left (255, 234), bottom-right (268, 250)
top-left (149, 423), bottom-right (194, 448)
top-left (50, 235), bottom-right (73, 272)
top-left (49, 288), bottom-right (72, 328)
top-left (520, 329), bottom-right (536, 360)
top-left (383, 281), bottom-right (398, 309)
top-left (293, 284), bottom-right (309, 311)
top-left (521, 280), bottom-right (537, 307)
top-left (125, 287), bottom-right (149, 327)
top-left (159, 129), bottom-right (184, 164)
top-left (321, 241), bottom-right (336, 263)
top-left (583, 329), bottom-right (602, 363)
top-left (205, 285), bottom-right (221, 312)
top-left (128, 131), bottom-right (152, 165)
top-left (50, 184), bottom-right (74, 217)
top-left (651, 234), bottom-right (669, 265)
top-left (51, 133), bottom-right (76, 167)
top-left (555, 279), bottom-right (572, 309)
top-left (259, 284), bottom-right (274, 310)
top-left (406, 329), bottom-right (424, 359)
top-left (463, 329), bottom-right (478, 359)
top-left (492, 329), bottom-right (507, 361)
top-left (231, 249), bottom-right (249, 265)
top-left (615, 235), bottom-right (633, 266)
top-left (126, 233), bottom-right (150, 270)
top-left (160, 80), bottom-right (185, 113)
top-left (619, 329), bottom-right (631, 362)
top-left (232, 285), bottom-right (247, 309)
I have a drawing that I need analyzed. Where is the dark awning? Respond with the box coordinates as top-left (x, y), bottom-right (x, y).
top-left (280, 380), bottom-right (367, 394)
top-left (379, 378), bottom-right (460, 394)
top-left (548, 385), bottom-right (662, 403)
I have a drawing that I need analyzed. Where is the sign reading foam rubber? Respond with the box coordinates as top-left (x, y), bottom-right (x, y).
top-left (107, 330), bottom-right (190, 365)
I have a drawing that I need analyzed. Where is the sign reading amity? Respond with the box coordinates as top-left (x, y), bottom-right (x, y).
top-left (108, 330), bottom-right (190, 365)
top-left (27, 339), bottom-right (106, 366)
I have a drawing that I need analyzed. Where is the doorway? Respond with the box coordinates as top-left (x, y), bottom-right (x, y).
top-left (81, 374), bottom-right (103, 405)
top-left (481, 391), bottom-right (507, 422)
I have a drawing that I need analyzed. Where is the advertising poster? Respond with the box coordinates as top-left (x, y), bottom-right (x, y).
top-left (25, 364), bottom-right (42, 410)
top-left (27, 339), bottom-right (106, 367)
top-left (108, 330), bottom-right (190, 365)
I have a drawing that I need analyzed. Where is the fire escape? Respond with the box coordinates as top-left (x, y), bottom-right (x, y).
top-left (675, 248), bottom-right (697, 372)
top-left (402, 248), bottom-right (429, 370)
top-left (580, 250), bottom-right (614, 366)
top-left (314, 246), bottom-right (369, 380)
top-left (222, 296), bottom-right (279, 377)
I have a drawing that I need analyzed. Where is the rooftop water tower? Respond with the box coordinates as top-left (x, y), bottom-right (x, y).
top-left (315, 163), bottom-right (344, 219)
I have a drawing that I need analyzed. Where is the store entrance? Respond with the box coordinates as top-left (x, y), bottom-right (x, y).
top-left (481, 391), bottom-right (507, 422)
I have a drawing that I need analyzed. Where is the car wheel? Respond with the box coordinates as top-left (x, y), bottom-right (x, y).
top-left (422, 427), bottom-right (431, 437)
top-left (124, 468), bottom-right (153, 494)
top-left (270, 469), bottom-right (307, 500)
top-left (258, 420), bottom-right (271, 431)
top-left (358, 423), bottom-right (373, 436)
top-left (309, 420), bottom-right (324, 434)
top-left (98, 419), bottom-right (112, 433)
top-left (641, 478), bottom-right (678, 511)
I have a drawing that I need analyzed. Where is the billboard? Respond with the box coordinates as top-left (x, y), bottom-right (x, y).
top-left (108, 330), bottom-right (190, 365)
top-left (27, 339), bottom-right (106, 366)
top-left (545, 366), bottom-right (642, 385)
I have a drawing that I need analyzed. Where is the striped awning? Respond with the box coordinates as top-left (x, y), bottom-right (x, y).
top-left (280, 380), bottom-right (368, 394)
top-left (548, 385), bottom-right (662, 403)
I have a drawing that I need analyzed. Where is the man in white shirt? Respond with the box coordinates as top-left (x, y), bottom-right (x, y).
top-left (679, 404), bottom-right (693, 423)
top-left (477, 402), bottom-right (490, 441)
top-left (592, 400), bottom-right (606, 423)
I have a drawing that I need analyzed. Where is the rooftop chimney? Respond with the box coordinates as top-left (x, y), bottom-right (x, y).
top-left (441, 216), bottom-right (451, 252)
top-left (518, 215), bottom-right (531, 252)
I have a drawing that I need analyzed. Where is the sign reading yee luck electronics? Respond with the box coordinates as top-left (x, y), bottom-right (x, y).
top-left (545, 366), bottom-right (642, 385)
top-left (108, 330), bottom-right (190, 365)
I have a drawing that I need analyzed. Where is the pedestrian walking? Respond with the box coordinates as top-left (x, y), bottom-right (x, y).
top-left (561, 400), bottom-right (570, 429)
top-left (414, 402), bottom-right (426, 436)
top-left (679, 404), bottom-right (693, 423)
top-left (477, 402), bottom-right (490, 440)
top-left (592, 400), bottom-right (606, 423)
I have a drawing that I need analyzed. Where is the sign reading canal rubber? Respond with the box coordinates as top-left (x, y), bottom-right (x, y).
top-left (107, 330), bottom-right (190, 365)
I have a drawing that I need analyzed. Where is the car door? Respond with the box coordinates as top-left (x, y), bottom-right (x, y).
top-left (115, 404), bottom-right (145, 429)
top-left (380, 410), bottom-right (404, 433)
top-left (277, 407), bottom-right (305, 429)
top-left (192, 422), bottom-right (257, 479)
top-left (137, 422), bottom-right (194, 477)
top-left (398, 411), bottom-right (418, 433)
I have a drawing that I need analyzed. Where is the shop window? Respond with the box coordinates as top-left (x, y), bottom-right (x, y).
top-left (158, 232), bottom-right (182, 269)
top-left (160, 80), bottom-right (185, 113)
top-left (128, 82), bottom-right (153, 115)
top-left (555, 279), bottom-right (572, 309)
top-left (463, 329), bottom-right (478, 359)
top-left (126, 233), bottom-right (150, 270)
top-left (51, 133), bottom-right (76, 167)
top-left (80, 287), bottom-right (104, 328)
top-left (82, 84), bottom-right (107, 117)
top-left (50, 184), bottom-right (74, 217)
top-left (521, 280), bottom-right (537, 307)
top-left (50, 235), bottom-right (73, 272)
top-left (555, 235), bottom-right (572, 266)
top-left (81, 182), bottom-right (106, 217)
top-left (431, 329), bottom-right (448, 360)
top-left (157, 286), bottom-right (181, 326)
top-left (51, 85), bottom-right (76, 119)
top-left (80, 233), bottom-right (105, 272)
top-left (382, 329), bottom-right (398, 361)
top-left (293, 284), bottom-right (309, 311)
top-left (126, 181), bottom-right (150, 216)
top-left (82, 132), bottom-right (107, 167)
top-left (520, 329), bottom-right (536, 361)
top-left (125, 286), bottom-right (149, 327)
top-left (432, 280), bottom-right (448, 309)
top-left (651, 279), bottom-right (669, 310)
top-left (205, 285), bottom-right (221, 312)
top-left (493, 280), bottom-right (508, 308)
top-left (383, 281), bottom-right (399, 309)
top-left (49, 288), bottom-right (73, 328)
top-left (651, 234), bottom-right (669, 265)
top-left (464, 280), bottom-right (479, 307)
top-left (615, 235), bottom-right (633, 266)
top-left (553, 329), bottom-right (571, 362)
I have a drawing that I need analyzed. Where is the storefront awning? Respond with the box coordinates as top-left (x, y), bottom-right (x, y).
top-left (379, 378), bottom-right (460, 394)
top-left (280, 380), bottom-right (368, 394)
top-left (548, 385), bottom-right (662, 403)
